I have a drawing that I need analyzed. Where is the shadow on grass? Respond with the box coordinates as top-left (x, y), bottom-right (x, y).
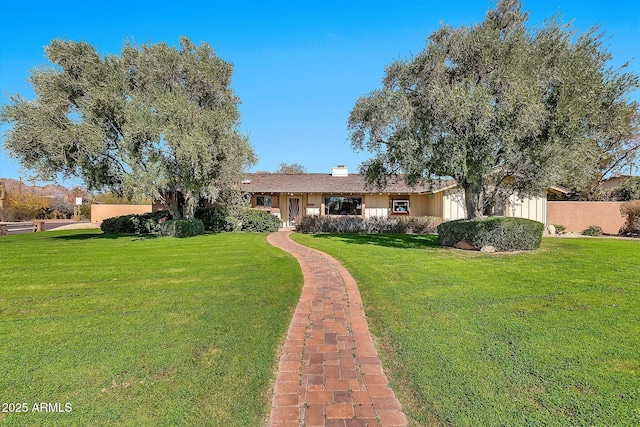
top-left (306, 233), bottom-right (441, 250)
top-left (53, 232), bottom-right (158, 241)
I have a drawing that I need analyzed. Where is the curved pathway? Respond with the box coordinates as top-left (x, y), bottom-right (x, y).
top-left (267, 230), bottom-right (407, 427)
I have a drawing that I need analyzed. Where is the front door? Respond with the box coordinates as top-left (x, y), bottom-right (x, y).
top-left (287, 197), bottom-right (301, 227)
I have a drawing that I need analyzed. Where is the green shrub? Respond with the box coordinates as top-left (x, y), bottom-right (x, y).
top-left (100, 211), bottom-right (171, 235)
top-left (296, 215), bottom-right (443, 234)
top-left (158, 219), bottom-right (205, 238)
top-left (100, 215), bottom-right (135, 234)
top-left (195, 207), bottom-right (239, 232)
top-left (619, 200), bottom-right (640, 236)
top-left (237, 209), bottom-right (281, 232)
top-left (195, 208), bottom-right (280, 233)
top-left (553, 224), bottom-right (566, 234)
top-left (437, 217), bottom-right (544, 252)
top-left (581, 225), bottom-right (603, 236)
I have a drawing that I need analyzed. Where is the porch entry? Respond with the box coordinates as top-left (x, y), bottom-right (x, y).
top-left (287, 197), bottom-right (301, 227)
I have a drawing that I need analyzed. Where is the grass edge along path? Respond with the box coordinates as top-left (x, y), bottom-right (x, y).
top-left (0, 230), bottom-right (303, 426)
top-left (267, 230), bottom-right (408, 426)
top-left (290, 233), bottom-right (640, 426)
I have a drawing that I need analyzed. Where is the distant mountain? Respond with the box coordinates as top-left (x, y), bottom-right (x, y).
top-left (0, 178), bottom-right (89, 200)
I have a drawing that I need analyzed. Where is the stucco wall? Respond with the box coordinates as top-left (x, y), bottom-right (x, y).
top-left (91, 204), bottom-right (152, 224)
top-left (547, 201), bottom-right (626, 234)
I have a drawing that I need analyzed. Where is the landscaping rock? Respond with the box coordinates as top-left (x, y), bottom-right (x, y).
top-left (454, 240), bottom-right (477, 250)
top-left (546, 224), bottom-right (556, 235)
top-left (481, 245), bottom-right (496, 253)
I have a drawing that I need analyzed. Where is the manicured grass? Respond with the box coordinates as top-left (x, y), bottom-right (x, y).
top-left (291, 233), bottom-right (640, 426)
top-left (0, 230), bottom-right (302, 426)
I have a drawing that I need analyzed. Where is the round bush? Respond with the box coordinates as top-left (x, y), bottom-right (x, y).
top-left (437, 217), bottom-right (544, 252)
top-left (100, 211), bottom-right (171, 235)
top-left (581, 225), bottom-right (603, 236)
top-left (159, 219), bottom-right (205, 238)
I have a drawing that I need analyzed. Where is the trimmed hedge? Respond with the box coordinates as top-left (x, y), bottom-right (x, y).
top-left (195, 207), bottom-right (280, 233)
top-left (158, 219), bottom-right (205, 238)
top-left (296, 215), bottom-right (443, 234)
top-left (437, 217), bottom-right (544, 252)
top-left (237, 209), bottom-right (281, 233)
top-left (100, 211), bottom-right (171, 235)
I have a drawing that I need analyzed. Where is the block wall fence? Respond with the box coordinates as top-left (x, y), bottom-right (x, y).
top-left (546, 201), bottom-right (627, 234)
top-left (90, 204), bottom-right (152, 224)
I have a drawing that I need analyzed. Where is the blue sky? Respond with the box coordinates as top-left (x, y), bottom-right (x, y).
top-left (1, 0), bottom-right (638, 186)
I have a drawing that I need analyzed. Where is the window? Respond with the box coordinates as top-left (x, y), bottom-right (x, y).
top-left (392, 199), bottom-right (409, 214)
top-left (324, 197), bottom-right (362, 216)
top-left (256, 195), bottom-right (272, 207)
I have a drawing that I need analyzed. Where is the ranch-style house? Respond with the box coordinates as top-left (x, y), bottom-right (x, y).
top-left (239, 166), bottom-right (563, 227)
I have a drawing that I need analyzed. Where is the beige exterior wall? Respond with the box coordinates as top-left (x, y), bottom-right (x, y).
top-left (547, 201), bottom-right (626, 234)
top-left (423, 192), bottom-right (443, 217)
top-left (408, 194), bottom-right (440, 216)
top-left (443, 189), bottom-right (467, 221)
top-left (508, 194), bottom-right (547, 223)
top-left (279, 194), bottom-right (287, 223)
top-left (91, 204), bottom-right (152, 224)
top-left (361, 194), bottom-right (439, 218)
top-left (440, 190), bottom-right (548, 223)
top-left (307, 194), bottom-right (322, 216)
top-left (364, 194), bottom-right (388, 218)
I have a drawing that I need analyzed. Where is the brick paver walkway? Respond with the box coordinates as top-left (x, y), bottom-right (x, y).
top-left (267, 230), bottom-right (408, 427)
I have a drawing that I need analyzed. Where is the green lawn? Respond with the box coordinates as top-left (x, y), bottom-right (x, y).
top-left (291, 233), bottom-right (640, 426)
top-left (0, 230), bottom-right (302, 426)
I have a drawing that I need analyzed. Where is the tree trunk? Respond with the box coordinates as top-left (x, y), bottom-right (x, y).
top-left (157, 192), bottom-right (181, 219)
top-left (182, 191), bottom-right (197, 220)
top-left (463, 184), bottom-right (484, 219)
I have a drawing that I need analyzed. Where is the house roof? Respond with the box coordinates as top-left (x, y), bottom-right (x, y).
top-left (547, 184), bottom-right (571, 194)
top-left (240, 173), bottom-right (457, 194)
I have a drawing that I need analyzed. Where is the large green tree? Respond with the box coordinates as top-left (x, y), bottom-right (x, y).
top-left (1, 37), bottom-right (255, 219)
top-left (348, 0), bottom-right (638, 218)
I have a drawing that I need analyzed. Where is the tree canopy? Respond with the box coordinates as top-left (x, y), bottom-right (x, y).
top-left (348, 0), bottom-right (639, 218)
top-left (1, 37), bottom-right (256, 219)
top-left (275, 162), bottom-right (307, 174)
